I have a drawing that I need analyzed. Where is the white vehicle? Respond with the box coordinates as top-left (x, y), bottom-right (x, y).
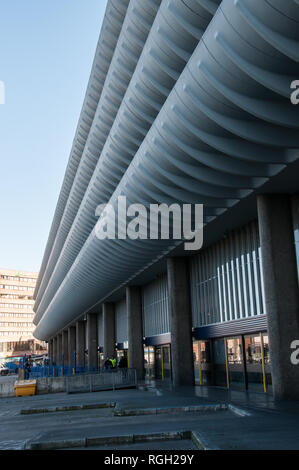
top-left (0, 364), bottom-right (9, 376)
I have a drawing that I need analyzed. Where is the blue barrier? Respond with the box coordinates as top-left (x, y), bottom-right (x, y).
top-left (27, 365), bottom-right (97, 378)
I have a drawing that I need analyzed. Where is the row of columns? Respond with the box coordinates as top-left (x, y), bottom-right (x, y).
top-left (47, 257), bottom-right (194, 385)
top-left (47, 194), bottom-right (299, 400)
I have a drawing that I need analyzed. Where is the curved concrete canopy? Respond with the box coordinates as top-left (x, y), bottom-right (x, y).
top-left (34, 0), bottom-right (129, 298)
top-left (33, 0), bottom-right (161, 318)
top-left (33, 0), bottom-right (220, 324)
top-left (34, 0), bottom-right (299, 340)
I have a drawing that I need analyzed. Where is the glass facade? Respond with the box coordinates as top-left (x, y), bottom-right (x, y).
top-left (144, 346), bottom-right (155, 379)
top-left (143, 275), bottom-right (169, 338)
top-left (244, 333), bottom-right (271, 392)
top-left (193, 332), bottom-right (271, 392)
top-left (190, 221), bottom-right (266, 327)
top-left (155, 345), bottom-right (171, 380)
top-left (117, 349), bottom-right (128, 367)
top-left (227, 337), bottom-right (244, 389)
top-left (193, 341), bottom-right (212, 385)
top-left (144, 344), bottom-right (171, 381)
top-left (212, 339), bottom-right (228, 387)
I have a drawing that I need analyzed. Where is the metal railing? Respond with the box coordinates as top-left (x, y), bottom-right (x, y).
top-left (18, 366), bottom-right (137, 393)
top-left (65, 369), bottom-right (137, 394)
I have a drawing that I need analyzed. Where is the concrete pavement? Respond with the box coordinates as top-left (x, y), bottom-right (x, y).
top-left (1, 384), bottom-right (299, 450)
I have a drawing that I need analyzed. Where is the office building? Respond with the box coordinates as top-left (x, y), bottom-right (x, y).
top-left (0, 268), bottom-right (46, 358)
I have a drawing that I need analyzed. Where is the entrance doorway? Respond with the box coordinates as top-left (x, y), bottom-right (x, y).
top-left (194, 332), bottom-right (271, 392)
top-left (193, 340), bottom-right (212, 385)
top-left (144, 346), bottom-right (155, 379)
top-left (155, 344), bottom-right (171, 380)
top-left (117, 349), bottom-right (128, 367)
top-left (244, 333), bottom-right (271, 393)
top-left (144, 344), bottom-right (172, 381)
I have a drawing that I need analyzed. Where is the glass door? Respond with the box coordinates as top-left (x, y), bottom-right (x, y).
top-left (162, 344), bottom-right (171, 380)
top-left (99, 352), bottom-right (104, 369)
top-left (212, 337), bottom-right (245, 390)
top-left (117, 349), bottom-right (128, 365)
top-left (244, 333), bottom-right (271, 392)
top-left (155, 344), bottom-right (171, 380)
top-left (155, 346), bottom-right (162, 379)
top-left (144, 347), bottom-right (155, 379)
top-left (226, 337), bottom-right (245, 390)
top-left (193, 340), bottom-right (212, 385)
top-left (212, 339), bottom-right (228, 387)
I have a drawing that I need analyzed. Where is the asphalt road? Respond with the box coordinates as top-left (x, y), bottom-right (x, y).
top-left (1, 386), bottom-right (299, 450)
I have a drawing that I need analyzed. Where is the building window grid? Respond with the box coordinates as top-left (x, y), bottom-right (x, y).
top-left (0, 303), bottom-right (34, 309)
top-left (0, 275), bottom-right (36, 283)
top-left (143, 275), bottom-right (169, 338)
top-left (0, 313), bottom-right (33, 318)
top-left (0, 331), bottom-right (32, 336)
top-left (0, 294), bottom-right (34, 300)
top-left (0, 285), bottom-right (34, 291)
top-left (115, 299), bottom-right (128, 344)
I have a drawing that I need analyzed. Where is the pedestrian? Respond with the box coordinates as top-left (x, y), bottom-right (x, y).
top-left (104, 357), bottom-right (111, 371)
top-left (110, 357), bottom-right (117, 369)
top-left (118, 356), bottom-right (127, 378)
top-left (24, 358), bottom-right (31, 380)
top-left (118, 356), bottom-right (127, 369)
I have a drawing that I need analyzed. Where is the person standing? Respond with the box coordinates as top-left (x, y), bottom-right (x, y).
top-left (118, 356), bottom-right (127, 378)
top-left (110, 357), bottom-right (117, 369)
top-left (104, 357), bottom-right (111, 371)
top-left (24, 358), bottom-right (31, 380)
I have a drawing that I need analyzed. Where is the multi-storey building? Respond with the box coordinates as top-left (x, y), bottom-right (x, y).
top-left (0, 269), bottom-right (46, 358)
top-left (33, 0), bottom-right (299, 401)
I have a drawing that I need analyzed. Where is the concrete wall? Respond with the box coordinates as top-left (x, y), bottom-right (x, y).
top-left (0, 377), bottom-right (16, 398)
top-left (0, 376), bottom-right (66, 398)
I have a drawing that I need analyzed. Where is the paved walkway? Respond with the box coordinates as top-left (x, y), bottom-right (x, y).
top-left (1, 383), bottom-right (299, 450)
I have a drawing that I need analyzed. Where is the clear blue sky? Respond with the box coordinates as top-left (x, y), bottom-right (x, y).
top-left (0, 0), bottom-right (108, 273)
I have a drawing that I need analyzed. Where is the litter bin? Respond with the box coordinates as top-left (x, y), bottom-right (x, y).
top-left (14, 379), bottom-right (37, 397)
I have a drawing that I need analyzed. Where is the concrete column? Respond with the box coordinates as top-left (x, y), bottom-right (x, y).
top-left (49, 339), bottom-right (54, 365)
top-left (62, 330), bottom-right (68, 366)
top-left (52, 337), bottom-right (57, 365)
top-left (68, 326), bottom-right (76, 368)
top-left (57, 334), bottom-right (62, 366)
top-left (98, 313), bottom-right (103, 353)
top-left (76, 321), bottom-right (85, 368)
top-left (87, 313), bottom-right (98, 370)
top-left (103, 303), bottom-right (116, 359)
top-left (257, 194), bottom-right (299, 400)
top-left (126, 287), bottom-right (144, 380)
top-left (167, 257), bottom-right (195, 387)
